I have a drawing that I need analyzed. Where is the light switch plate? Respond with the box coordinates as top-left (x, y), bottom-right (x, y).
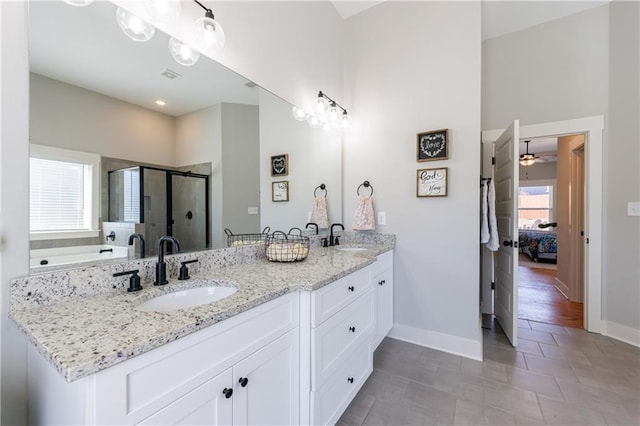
top-left (628, 202), bottom-right (640, 217)
top-left (378, 212), bottom-right (386, 225)
top-left (248, 207), bottom-right (259, 215)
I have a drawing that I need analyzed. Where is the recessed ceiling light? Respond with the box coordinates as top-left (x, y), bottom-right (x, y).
top-left (155, 100), bottom-right (166, 106)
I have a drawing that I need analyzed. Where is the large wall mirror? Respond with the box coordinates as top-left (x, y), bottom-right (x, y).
top-left (28, 0), bottom-right (342, 273)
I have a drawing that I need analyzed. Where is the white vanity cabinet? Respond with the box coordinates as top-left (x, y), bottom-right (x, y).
top-left (27, 293), bottom-right (299, 426)
top-left (372, 250), bottom-right (394, 348)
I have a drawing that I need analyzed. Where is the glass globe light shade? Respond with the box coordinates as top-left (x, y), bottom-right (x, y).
top-left (328, 104), bottom-right (340, 123)
top-left (307, 115), bottom-right (322, 129)
top-left (116, 7), bottom-right (155, 42)
top-left (314, 96), bottom-right (329, 115)
top-left (194, 15), bottom-right (226, 49)
top-left (292, 106), bottom-right (308, 122)
top-left (169, 37), bottom-right (200, 66)
top-left (63, 0), bottom-right (94, 6)
top-left (341, 113), bottom-right (351, 129)
top-left (145, 0), bottom-right (181, 23)
top-left (321, 121), bottom-right (332, 132)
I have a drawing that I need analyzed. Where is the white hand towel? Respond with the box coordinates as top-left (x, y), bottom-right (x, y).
top-left (480, 180), bottom-right (490, 243)
top-left (352, 195), bottom-right (375, 231)
top-left (486, 180), bottom-right (500, 251)
top-left (310, 195), bottom-right (329, 229)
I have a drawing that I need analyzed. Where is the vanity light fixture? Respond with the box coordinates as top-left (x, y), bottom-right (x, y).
top-left (169, 37), bottom-right (200, 66)
top-left (145, 0), bottom-right (182, 24)
top-left (62, 0), bottom-right (94, 6)
top-left (303, 91), bottom-right (350, 130)
top-left (520, 140), bottom-right (536, 166)
top-left (116, 7), bottom-right (156, 42)
top-left (192, 0), bottom-right (226, 49)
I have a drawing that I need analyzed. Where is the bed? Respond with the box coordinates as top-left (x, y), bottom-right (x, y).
top-left (518, 229), bottom-right (557, 263)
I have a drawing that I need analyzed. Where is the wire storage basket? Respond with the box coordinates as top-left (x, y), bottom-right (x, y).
top-left (225, 227), bottom-right (271, 247)
top-left (265, 231), bottom-right (310, 262)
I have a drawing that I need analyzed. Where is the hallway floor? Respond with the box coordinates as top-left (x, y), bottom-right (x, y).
top-left (518, 264), bottom-right (583, 329)
top-left (338, 322), bottom-right (640, 425)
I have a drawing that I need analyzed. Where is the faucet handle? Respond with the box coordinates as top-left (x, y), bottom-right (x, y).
top-left (178, 259), bottom-right (199, 280)
top-left (335, 236), bottom-right (341, 246)
top-left (321, 237), bottom-right (329, 248)
top-left (113, 269), bottom-right (142, 292)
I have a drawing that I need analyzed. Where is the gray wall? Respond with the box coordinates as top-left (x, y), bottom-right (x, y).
top-left (482, 2), bottom-right (640, 331)
top-left (519, 161), bottom-right (557, 182)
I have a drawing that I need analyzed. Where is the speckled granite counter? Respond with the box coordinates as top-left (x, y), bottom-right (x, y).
top-left (10, 240), bottom-right (393, 382)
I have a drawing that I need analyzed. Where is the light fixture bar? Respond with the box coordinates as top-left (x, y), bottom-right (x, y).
top-left (317, 91), bottom-right (348, 116)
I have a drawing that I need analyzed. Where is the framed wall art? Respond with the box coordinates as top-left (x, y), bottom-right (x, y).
top-left (417, 128), bottom-right (449, 162)
top-left (417, 167), bottom-right (448, 197)
top-left (272, 181), bottom-right (289, 202)
top-left (271, 154), bottom-right (289, 176)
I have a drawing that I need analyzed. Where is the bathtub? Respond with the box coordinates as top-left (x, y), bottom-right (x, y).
top-left (30, 245), bottom-right (129, 270)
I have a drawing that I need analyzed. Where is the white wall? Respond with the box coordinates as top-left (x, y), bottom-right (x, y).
top-left (30, 74), bottom-right (176, 166)
top-left (519, 161), bottom-right (557, 181)
top-left (0, 3), bottom-right (30, 424)
top-left (259, 90), bottom-right (342, 233)
top-left (343, 1), bottom-right (483, 358)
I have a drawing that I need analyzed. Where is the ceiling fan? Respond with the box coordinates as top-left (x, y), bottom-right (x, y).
top-left (519, 140), bottom-right (536, 166)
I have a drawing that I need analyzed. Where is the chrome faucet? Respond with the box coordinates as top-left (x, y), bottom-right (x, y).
top-left (128, 233), bottom-right (146, 259)
top-left (329, 223), bottom-right (344, 246)
top-left (154, 236), bottom-right (181, 286)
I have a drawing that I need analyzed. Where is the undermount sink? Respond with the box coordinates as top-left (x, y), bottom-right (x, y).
top-left (136, 286), bottom-right (237, 312)
top-left (335, 246), bottom-right (368, 252)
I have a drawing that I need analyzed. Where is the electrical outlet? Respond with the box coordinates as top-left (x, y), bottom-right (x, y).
top-left (307, 212), bottom-right (312, 222)
top-left (248, 207), bottom-right (258, 215)
top-left (628, 202), bottom-right (640, 217)
top-left (377, 212), bottom-right (386, 225)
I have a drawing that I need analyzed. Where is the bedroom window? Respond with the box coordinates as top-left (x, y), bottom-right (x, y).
top-left (518, 185), bottom-right (554, 229)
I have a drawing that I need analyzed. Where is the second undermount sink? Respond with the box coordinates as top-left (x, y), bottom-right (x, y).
top-left (136, 285), bottom-right (237, 312)
top-left (336, 246), bottom-right (368, 252)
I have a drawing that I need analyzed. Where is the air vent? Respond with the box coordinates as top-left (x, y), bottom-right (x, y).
top-left (244, 81), bottom-right (257, 88)
top-left (160, 69), bottom-right (181, 80)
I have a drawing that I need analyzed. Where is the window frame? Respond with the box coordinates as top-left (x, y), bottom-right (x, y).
top-left (29, 144), bottom-right (101, 240)
top-left (518, 179), bottom-right (556, 230)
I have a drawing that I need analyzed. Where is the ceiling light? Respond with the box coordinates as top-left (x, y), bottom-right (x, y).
top-left (116, 7), bottom-right (155, 42)
top-left (155, 100), bottom-right (166, 106)
top-left (169, 37), bottom-right (200, 66)
top-left (192, 0), bottom-right (226, 49)
top-left (145, 0), bottom-right (181, 23)
top-left (62, 0), bottom-right (94, 6)
top-left (520, 140), bottom-right (537, 166)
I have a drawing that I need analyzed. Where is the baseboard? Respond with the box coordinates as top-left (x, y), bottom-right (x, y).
top-left (605, 320), bottom-right (640, 347)
top-left (388, 323), bottom-right (483, 361)
top-left (554, 277), bottom-right (569, 299)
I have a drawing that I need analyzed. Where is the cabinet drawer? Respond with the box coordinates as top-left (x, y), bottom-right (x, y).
top-left (311, 289), bottom-right (374, 389)
top-left (311, 268), bottom-right (370, 327)
top-left (311, 339), bottom-right (372, 426)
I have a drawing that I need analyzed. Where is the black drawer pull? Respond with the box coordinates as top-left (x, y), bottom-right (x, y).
top-left (222, 388), bottom-right (233, 398)
top-left (347, 377), bottom-right (354, 384)
top-left (349, 326), bottom-right (356, 333)
top-left (348, 286), bottom-right (355, 292)
top-left (238, 377), bottom-right (248, 387)
top-left (378, 279), bottom-right (385, 286)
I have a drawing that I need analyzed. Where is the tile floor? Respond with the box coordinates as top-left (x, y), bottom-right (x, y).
top-left (338, 319), bottom-right (640, 425)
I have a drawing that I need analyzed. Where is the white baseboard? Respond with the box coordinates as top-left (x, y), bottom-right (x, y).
top-left (605, 321), bottom-right (640, 347)
top-left (554, 277), bottom-right (569, 299)
top-left (388, 323), bottom-right (483, 361)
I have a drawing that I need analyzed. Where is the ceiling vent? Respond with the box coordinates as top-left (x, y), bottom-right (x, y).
top-left (244, 81), bottom-right (257, 88)
top-left (160, 69), bottom-right (181, 80)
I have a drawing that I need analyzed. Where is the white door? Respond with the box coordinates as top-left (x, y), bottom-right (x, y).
top-left (233, 329), bottom-right (299, 425)
top-left (494, 121), bottom-right (520, 346)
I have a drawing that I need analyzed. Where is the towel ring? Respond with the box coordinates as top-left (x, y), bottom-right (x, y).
top-left (357, 180), bottom-right (373, 196)
top-left (314, 184), bottom-right (327, 197)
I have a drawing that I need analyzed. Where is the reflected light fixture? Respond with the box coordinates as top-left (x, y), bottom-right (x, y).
top-left (116, 7), bottom-right (156, 42)
top-left (193, 0), bottom-right (226, 49)
top-left (63, 0), bottom-right (94, 6)
top-left (169, 37), bottom-right (200, 66)
top-left (520, 140), bottom-right (536, 166)
top-left (292, 106), bottom-right (308, 121)
top-left (145, 0), bottom-right (182, 23)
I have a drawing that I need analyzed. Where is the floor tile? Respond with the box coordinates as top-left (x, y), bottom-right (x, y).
top-left (483, 344), bottom-right (528, 369)
top-left (361, 399), bottom-right (427, 426)
top-left (518, 319), bottom-right (532, 330)
top-left (505, 365), bottom-right (564, 399)
top-left (523, 353), bottom-right (576, 378)
top-left (515, 338), bottom-right (543, 356)
top-left (403, 381), bottom-right (457, 424)
top-left (538, 395), bottom-right (607, 425)
top-left (453, 398), bottom-right (516, 425)
top-left (460, 358), bottom-right (509, 384)
top-left (357, 368), bottom-right (410, 404)
top-left (518, 327), bottom-right (558, 345)
top-left (339, 393), bottom-right (375, 425)
top-left (527, 321), bottom-right (569, 335)
top-left (481, 380), bottom-right (544, 421)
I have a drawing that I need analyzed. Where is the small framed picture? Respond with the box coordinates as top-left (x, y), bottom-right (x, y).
top-left (272, 181), bottom-right (289, 202)
top-left (417, 129), bottom-right (449, 162)
top-left (271, 154), bottom-right (289, 176)
top-left (417, 167), bottom-right (448, 197)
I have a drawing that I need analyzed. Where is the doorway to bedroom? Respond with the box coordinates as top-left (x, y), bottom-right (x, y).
top-left (517, 134), bottom-right (585, 329)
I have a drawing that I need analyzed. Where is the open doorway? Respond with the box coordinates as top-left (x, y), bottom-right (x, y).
top-left (517, 135), bottom-right (584, 329)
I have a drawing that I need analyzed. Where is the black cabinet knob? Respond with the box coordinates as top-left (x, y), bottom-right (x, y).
top-left (222, 388), bottom-right (233, 399)
top-left (347, 377), bottom-right (354, 384)
top-left (378, 279), bottom-right (385, 286)
top-left (238, 377), bottom-right (248, 387)
top-left (348, 286), bottom-right (355, 292)
top-left (349, 326), bottom-right (356, 333)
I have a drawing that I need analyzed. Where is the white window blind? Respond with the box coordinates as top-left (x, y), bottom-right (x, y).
top-left (30, 157), bottom-right (89, 231)
top-left (123, 168), bottom-right (140, 222)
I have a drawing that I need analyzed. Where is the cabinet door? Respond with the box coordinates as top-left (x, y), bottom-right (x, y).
top-left (373, 267), bottom-right (394, 348)
top-left (232, 329), bottom-right (299, 426)
top-left (138, 369), bottom-right (233, 426)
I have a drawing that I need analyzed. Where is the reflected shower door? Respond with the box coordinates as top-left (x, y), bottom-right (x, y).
top-left (171, 173), bottom-right (208, 252)
top-left (143, 168), bottom-right (167, 256)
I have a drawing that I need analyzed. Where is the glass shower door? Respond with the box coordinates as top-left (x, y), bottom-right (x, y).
top-left (171, 173), bottom-right (208, 252)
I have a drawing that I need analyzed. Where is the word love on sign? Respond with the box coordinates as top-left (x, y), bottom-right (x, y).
top-left (270, 154), bottom-right (289, 177)
top-left (417, 167), bottom-right (448, 197)
top-left (417, 129), bottom-right (449, 162)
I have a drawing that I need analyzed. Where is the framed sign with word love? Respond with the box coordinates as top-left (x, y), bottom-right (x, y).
top-left (271, 154), bottom-right (289, 177)
top-left (416, 129), bottom-right (449, 162)
top-left (417, 167), bottom-right (448, 197)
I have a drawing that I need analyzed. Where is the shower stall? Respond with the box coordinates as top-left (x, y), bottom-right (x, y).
top-left (109, 166), bottom-right (210, 256)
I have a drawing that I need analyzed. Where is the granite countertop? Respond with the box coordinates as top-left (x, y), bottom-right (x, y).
top-left (10, 243), bottom-right (392, 382)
